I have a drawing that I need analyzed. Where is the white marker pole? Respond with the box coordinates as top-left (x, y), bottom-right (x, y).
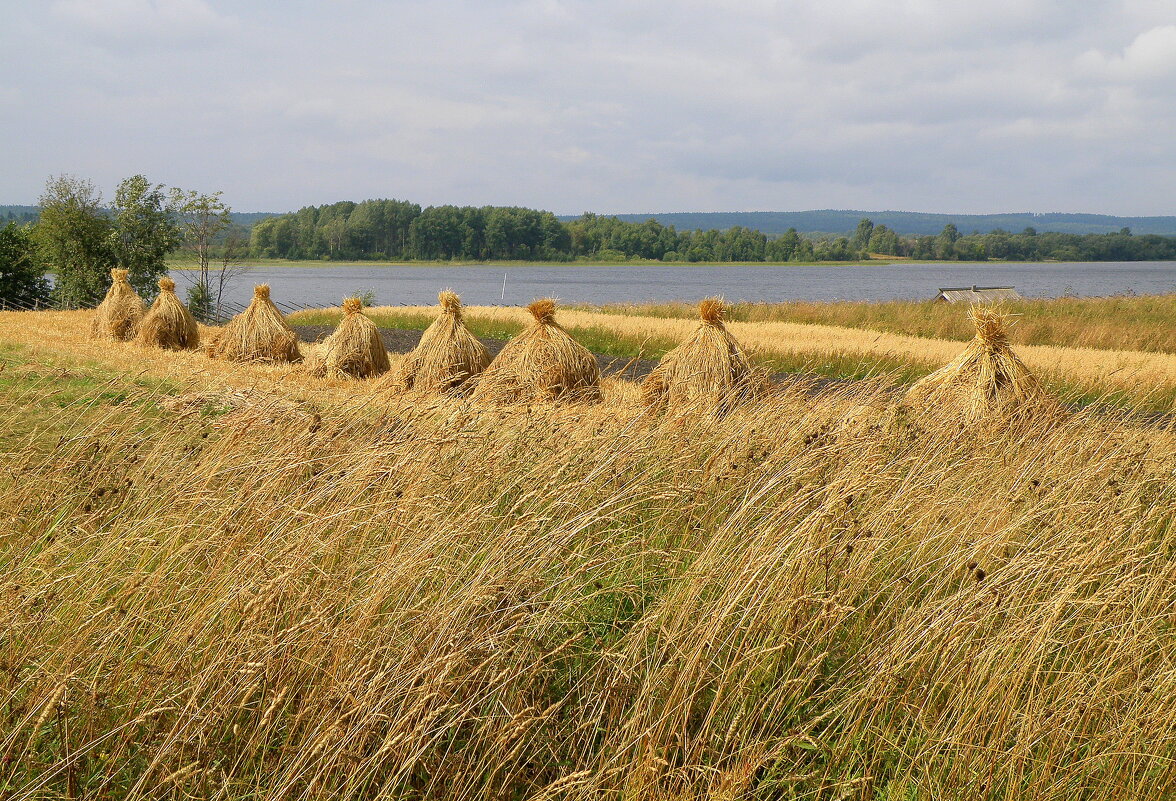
top-left (501, 272), bottom-right (507, 302)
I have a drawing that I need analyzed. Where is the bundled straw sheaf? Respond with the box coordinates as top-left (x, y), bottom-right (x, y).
top-left (470, 299), bottom-right (601, 404)
top-left (641, 297), bottom-right (763, 413)
top-left (392, 290), bottom-right (490, 394)
top-left (136, 277), bottom-right (199, 350)
top-left (904, 304), bottom-right (1049, 421)
top-left (206, 284), bottom-right (301, 363)
top-left (89, 268), bottom-right (143, 341)
top-left (305, 297), bottom-right (390, 379)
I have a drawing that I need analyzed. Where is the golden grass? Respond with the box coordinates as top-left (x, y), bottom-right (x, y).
top-left (2, 309), bottom-right (1176, 798)
top-left (593, 295), bottom-right (1176, 354)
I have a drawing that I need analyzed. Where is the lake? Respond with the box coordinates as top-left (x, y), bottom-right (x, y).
top-left (174, 261), bottom-right (1176, 311)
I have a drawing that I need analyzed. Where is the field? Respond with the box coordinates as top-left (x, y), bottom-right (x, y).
top-left (2, 304), bottom-right (1175, 799)
top-left (291, 298), bottom-right (1176, 412)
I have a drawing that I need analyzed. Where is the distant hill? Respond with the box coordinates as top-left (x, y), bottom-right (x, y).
top-left (0, 205), bottom-right (279, 228)
top-left (557, 210), bottom-right (1176, 237)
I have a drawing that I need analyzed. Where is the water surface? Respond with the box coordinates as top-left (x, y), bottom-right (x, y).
top-left (173, 261), bottom-right (1176, 310)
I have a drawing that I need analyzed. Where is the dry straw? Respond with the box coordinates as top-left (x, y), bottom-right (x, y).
top-left (89, 268), bottom-right (143, 341)
top-left (904, 304), bottom-right (1048, 421)
top-left (207, 284), bottom-right (301, 363)
top-left (305, 297), bottom-right (390, 379)
top-left (641, 297), bottom-right (762, 413)
top-left (392, 290), bottom-right (490, 394)
top-left (136, 277), bottom-right (199, 351)
top-left (470, 298), bottom-right (601, 404)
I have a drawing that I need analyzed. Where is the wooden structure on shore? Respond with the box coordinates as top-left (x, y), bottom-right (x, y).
top-left (936, 285), bottom-right (1021, 304)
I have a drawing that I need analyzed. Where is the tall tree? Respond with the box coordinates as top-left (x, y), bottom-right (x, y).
top-left (171, 190), bottom-right (232, 321)
top-left (0, 223), bottom-right (51, 310)
top-left (109, 175), bottom-right (181, 297)
top-left (34, 174), bottom-right (113, 308)
top-left (852, 218), bottom-right (875, 251)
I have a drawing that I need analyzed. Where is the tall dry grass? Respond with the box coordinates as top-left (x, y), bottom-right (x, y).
top-left (1, 310), bottom-right (1175, 798)
top-left (590, 295), bottom-right (1176, 353)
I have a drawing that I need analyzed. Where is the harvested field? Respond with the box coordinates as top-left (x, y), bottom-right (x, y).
top-left (1, 307), bottom-right (1175, 800)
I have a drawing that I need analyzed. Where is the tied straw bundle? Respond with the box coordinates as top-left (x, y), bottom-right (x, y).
top-left (470, 299), bottom-right (601, 404)
top-left (305, 297), bottom-right (390, 379)
top-left (89, 268), bottom-right (143, 341)
top-left (904, 304), bottom-right (1051, 422)
top-left (641, 297), bottom-right (762, 414)
top-left (207, 284), bottom-right (301, 363)
top-left (136, 277), bottom-right (199, 350)
top-left (392, 290), bottom-right (490, 394)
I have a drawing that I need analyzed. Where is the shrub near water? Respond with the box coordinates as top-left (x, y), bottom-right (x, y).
top-left (2, 369), bottom-right (1175, 799)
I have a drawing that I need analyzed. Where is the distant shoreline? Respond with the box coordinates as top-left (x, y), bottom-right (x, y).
top-left (166, 256), bottom-right (1176, 270)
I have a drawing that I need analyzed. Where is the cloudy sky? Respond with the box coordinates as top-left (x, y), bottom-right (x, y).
top-left (2, 0), bottom-right (1174, 215)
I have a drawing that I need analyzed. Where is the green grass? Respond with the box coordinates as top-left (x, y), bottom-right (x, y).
top-left (0, 345), bottom-right (178, 449)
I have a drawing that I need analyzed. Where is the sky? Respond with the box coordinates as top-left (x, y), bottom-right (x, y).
top-left (1, 0), bottom-right (1174, 216)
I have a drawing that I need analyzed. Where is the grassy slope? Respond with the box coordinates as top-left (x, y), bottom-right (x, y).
top-left (1, 311), bottom-right (1175, 799)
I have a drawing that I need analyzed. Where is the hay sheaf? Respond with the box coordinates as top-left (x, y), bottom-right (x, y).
top-left (136, 277), bottom-right (199, 351)
top-left (392, 290), bottom-right (491, 394)
top-left (89, 268), bottom-right (144, 341)
top-left (470, 299), bottom-right (601, 404)
top-left (305, 297), bottom-right (390, 379)
top-left (207, 284), bottom-right (301, 363)
top-left (641, 297), bottom-right (763, 414)
top-left (904, 305), bottom-right (1052, 422)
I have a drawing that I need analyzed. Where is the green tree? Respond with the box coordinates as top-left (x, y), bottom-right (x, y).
top-left (34, 174), bottom-right (114, 308)
top-left (171, 190), bottom-right (233, 321)
top-left (935, 223), bottom-right (961, 259)
top-left (109, 175), bottom-right (181, 297)
top-left (0, 223), bottom-right (51, 309)
top-left (852, 218), bottom-right (875, 251)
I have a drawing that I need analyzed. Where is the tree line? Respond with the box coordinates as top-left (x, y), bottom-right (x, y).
top-left (0, 175), bottom-right (241, 318)
top-left (251, 201), bottom-right (1176, 264)
top-left (249, 202), bottom-right (866, 263)
top-left (851, 218), bottom-right (1176, 262)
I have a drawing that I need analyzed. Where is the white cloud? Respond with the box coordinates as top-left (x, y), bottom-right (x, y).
top-left (2, 0), bottom-right (1173, 214)
top-left (50, 0), bottom-right (237, 45)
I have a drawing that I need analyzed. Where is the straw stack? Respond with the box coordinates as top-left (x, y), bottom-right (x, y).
top-left (305, 297), bottom-right (390, 379)
top-left (641, 297), bottom-right (761, 413)
top-left (89, 268), bottom-right (143, 341)
top-left (393, 290), bottom-right (490, 394)
top-left (904, 305), bottom-right (1047, 421)
top-left (470, 299), bottom-right (601, 404)
top-left (206, 284), bottom-right (301, 363)
top-left (136, 277), bottom-right (199, 350)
